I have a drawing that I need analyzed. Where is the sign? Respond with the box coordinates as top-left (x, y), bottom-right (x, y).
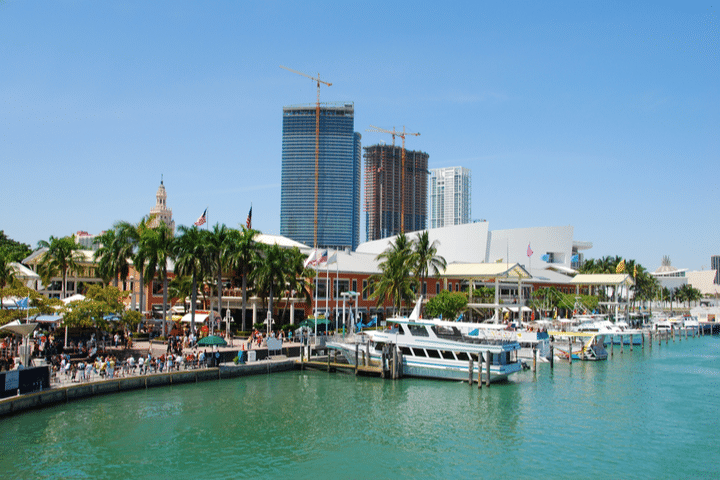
top-left (5, 370), bottom-right (19, 391)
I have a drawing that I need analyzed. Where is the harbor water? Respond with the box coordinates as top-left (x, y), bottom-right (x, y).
top-left (1, 335), bottom-right (718, 479)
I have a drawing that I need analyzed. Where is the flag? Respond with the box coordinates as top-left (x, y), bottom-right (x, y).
top-left (616, 259), bottom-right (625, 273)
top-left (194, 208), bottom-right (207, 226)
top-left (16, 297), bottom-right (29, 309)
top-left (495, 258), bottom-right (503, 263)
top-left (571, 254), bottom-right (580, 263)
top-left (317, 250), bottom-right (329, 265)
top-left (541, 254), bottom-right (550, 262)
top-left (326, 251), bottom-right (337, 265)
top-left (246, 206), bottom-right (252, 229)
top-left (527, 244), bottom-right (533, 257)
top-left (633, 264), bottom-right (637, 277)
top-left (303, 250), bottom-right (317, 268)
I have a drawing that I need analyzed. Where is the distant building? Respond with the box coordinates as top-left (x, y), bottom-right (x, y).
top-left (429, 166), bottom-right (471, 229)
top-left (712, 255), bottom-right (720, 284)
top-left (149, 179), bottom-right (175, 234)
top-left (651, 256), bottom-right (688, 291)
top-left (75, 231), bottom-right (101, 251)
top-left (363, 144), bottom-right (429, 241)
top-left (280, 103), bottom-right (361, 251)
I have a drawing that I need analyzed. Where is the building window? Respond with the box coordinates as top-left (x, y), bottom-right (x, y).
top-left (334, 279), bottom-right (349, 300)
top-left (436, 282), bottom-right (441, 294)
top-left (152, 281), bottom-right (163, 295)
top-left (422, 282), bottom-right (427, 295)
top-left (362, 280), bottom-right (368, 300)
top-left (352, 279), bottom-right (357, 293)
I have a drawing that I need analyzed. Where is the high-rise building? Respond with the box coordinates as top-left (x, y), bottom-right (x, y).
top-left (712, 255), bottom-right (720, 284)
top-left (429, 167), bottom-right (471, 229)
top-left (280, 103), bottom-right (361, 250)
top-left (149, 178), bottom-right (175, 234)
top-left (364, 144), bottom-right (429, 241)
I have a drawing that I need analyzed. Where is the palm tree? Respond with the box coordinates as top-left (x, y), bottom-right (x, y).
top-left (174, 225), bottom-right (211, 333)
top-left (278, 246), bottom-right (314, 324)
top-left (411, 231), bottom-right (447, 294)
top-left (94, 226), bottom-right (133, 288)
top-left (0, 252), bottom-right (16, 290)
top-left (369, 233), bottom-right (417, 315)
top-left (204, 224), bottom-right (234, 332)
top-left (116, 216), bottom-right (153, 318)
top-left (139, 221), bottom-right (174, 337)
top-left (37, 235), bottom-right (83, 300)
top-left (251, 243), bottom-right (286, 333)
top-left (226, 226), bottom-right (260, 332)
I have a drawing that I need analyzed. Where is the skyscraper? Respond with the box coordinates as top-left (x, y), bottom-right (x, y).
top-left (280, 103), bottom-right (361, 251)
top-left (364, 144), bottom-right (429, 241)
top-left (712, 255), bottom-right (720, 284)
top-left (429, 167), bottom-right (471, 229)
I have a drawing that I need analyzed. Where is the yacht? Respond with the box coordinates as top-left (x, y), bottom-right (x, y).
top-left (326, 298), bottom-right (523, 383)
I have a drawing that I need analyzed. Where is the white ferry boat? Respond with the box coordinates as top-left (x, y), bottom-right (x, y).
top-left (327, 298), bottom-right (522, 383)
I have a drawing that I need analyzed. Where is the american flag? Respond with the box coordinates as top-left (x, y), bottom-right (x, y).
top-left (317, 250), bottom-right (328, 265)
top-left (246, 206), bottom-right (252, 229)
top-left (194, 208), bottom-right (207, 227)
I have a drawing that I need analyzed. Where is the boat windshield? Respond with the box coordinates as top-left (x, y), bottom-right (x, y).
top-left (407, 324), bottom-right (430, 337)
top-left (431, 325), bottom-right (463, 340)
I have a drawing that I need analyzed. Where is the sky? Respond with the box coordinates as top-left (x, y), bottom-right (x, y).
top-left (1, 0), bottom-right (718, 272)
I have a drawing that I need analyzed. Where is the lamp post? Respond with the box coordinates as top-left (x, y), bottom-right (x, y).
top-left (341, 291), bottom-right (359, 335)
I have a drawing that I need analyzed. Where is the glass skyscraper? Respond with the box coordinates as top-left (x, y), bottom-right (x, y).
top-left (429, 166), bottom-right (471, 229)
top-left (281, 103), bottom-right (361, 251)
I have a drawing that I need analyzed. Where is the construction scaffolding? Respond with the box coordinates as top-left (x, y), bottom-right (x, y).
top-left (363, 144), bottom-right (429, 241)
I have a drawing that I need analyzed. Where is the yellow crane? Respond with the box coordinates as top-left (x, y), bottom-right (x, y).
top-left (366, 125), bottom-right (420, 233)
top-left (280, 65), bottom-right (332, 248)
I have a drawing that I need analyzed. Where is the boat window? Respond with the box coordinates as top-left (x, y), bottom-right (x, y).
top-left (432, 325), bottom-right (462, 340)
top-left (400, 346), bottom-right (412, 356)
top-left (411, 348), bottom-right (427, 357)
top-left (456, 351), bottom-right (470, 362)
top-left (407, 324), bottom-right (430, 337)
top-left (426, 349), bottom-right (441, 359)
top-left (441, 350), bottom-right (455, 360)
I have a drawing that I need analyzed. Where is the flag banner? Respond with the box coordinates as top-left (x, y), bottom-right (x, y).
top-left (326, 251), bottom-right (337, 265)
top-left (616, 259), bottom-right (626, 273)
top-left (527, 244), bottom-right (533, 257)
top-left (317, 250), bottom-right (329, 265)
top-left (541, 254), bottom-right (550, 262)
top-left (495, 258), bottom-right (503, 263)
top-left (246, 206), bottom-right (252, 229)
top-left (194, 208), bottom-right (207, 226)
top-left (571, 254), bottom-right (580, 263)
top-left (633, 264), bottom-right (637, 277)
top-left (303, 250), bottom-right (317, 268)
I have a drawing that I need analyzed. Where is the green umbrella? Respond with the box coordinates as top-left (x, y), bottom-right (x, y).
top-left (197, 335), bottom-right (227, 346)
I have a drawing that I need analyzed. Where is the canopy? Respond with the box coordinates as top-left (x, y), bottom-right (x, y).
top-left (569, 273), bottom-right (634, 287)
top-left (62, 294), bottom-right (86, 304)
top-left (0, 320), bottom-right (38, 336)
top-left (34, 314), bottom-right (63, 324)
top-left (197, 335), bottom-right (227, 346)
top-left (443, 262), bottom-right (532, 280)
top-left (180, 311), bottom-right (220, 323)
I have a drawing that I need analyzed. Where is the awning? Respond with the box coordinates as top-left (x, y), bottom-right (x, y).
top-left (62, 294), bottom-right (86, 304)
top-left (34, 314), bottom-right (63, 324)
top-left (569, 273), bottom-right (634, 287)
top-left (443, 262), bottom-right (532, 280)
top-left (180, 311), bottom-right (220, 323)
top-left (0, 320), bottom-right (38, 336)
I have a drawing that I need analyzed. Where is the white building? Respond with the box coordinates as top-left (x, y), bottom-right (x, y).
top-left (149, 178), bottom-right (175, 234)
top-left (429, 167), bottom-right (471, 229)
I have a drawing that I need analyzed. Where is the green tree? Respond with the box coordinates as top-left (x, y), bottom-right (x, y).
top-left (116, 216), bottom-right (153, 318)
top-left (424, 290), bottom-right (467, 320)
top-left (37, 235), bottom-right (83, 300)
top-left (62, 284), bottom-right (126, 332)
top-left (94, 226), bottom-right (133, 287)
top-left (251, 243), bottom-right (286, 332)
top-left (368, 232), bottom-right (417, 315)
top-left (0, 252), bottom-right (17, 290)
top-left (226, 226), bottom-right (260, 331)
top-left (0, 230), bottom-right (32, 263)
top-left (205, 224), bottom-right (234, 329)
top-left (277, 246), bottom-right (314, 325)
top-left (412, 231), bottom-right (447, 292)
top-left (174, 225), bottom-right (211, 332)
top-left (139, 221), bottom-right (174, 337)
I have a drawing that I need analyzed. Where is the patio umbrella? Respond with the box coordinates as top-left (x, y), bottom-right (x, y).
top-left (197, 335), bottom-right (227, 347)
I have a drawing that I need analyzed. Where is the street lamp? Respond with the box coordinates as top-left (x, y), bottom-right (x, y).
top-left (341, 291), bottom-right (359, 335)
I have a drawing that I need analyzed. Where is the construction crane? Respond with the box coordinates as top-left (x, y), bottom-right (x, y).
top-left (280, 65), bottom-right (332, 248)
top-left (366, 125), bottom-right (420, 233)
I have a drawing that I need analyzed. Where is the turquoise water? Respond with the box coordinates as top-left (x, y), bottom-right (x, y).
top-left (1, 336), bottom-right (718, 479)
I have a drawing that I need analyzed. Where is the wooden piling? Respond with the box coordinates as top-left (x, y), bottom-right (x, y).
top-left (365, 341), bottom-right (370, 367)
top-left (630, 334), bottom-right (633, 351)
top-left (327, 351), bottom-right (331, 372)
top-left (568, 337), bottom-right (573, 364)
top-left (620, 335), bottom-right (624, 354)
top-left (468, 359), bottom-right (474, 386)
top-left (355, 344), bottom-right (359, 376)
top-left (611, 338), bottom-right (614, 356)
top-left (549, 345), bottom-right (554, 369)
top-left (478, 353), bottom-right (483, 389)
top-left (485, 351), bottom-right (491, 387)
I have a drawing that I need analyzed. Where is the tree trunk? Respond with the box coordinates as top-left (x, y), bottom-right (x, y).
top-left (162, 268), bottom-right (168, 338)
top-left (190, 269), bottom-right (197, 335)
top-left (241, 269), bottom-right (247, 332)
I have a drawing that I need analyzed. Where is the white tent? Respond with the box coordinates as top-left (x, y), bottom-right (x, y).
top-left (180, 311), bottom-right (220, 323)
top-left (62, 294), bottom-right (86, 304)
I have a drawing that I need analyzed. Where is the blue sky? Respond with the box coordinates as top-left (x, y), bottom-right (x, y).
top-left (1, 1), bottom-right (718, 271)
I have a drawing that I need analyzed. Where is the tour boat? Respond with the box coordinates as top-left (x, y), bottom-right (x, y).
top-left (326, 298), bottom-right (523, 383)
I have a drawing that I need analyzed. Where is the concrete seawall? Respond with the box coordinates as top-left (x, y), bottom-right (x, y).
top-left (0, 359), bottom-right (297, 417)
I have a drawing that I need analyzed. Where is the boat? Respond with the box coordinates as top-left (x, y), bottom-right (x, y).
top-left (326, 298), bottom-right (523, 383)
top-left (574, 318), bottom-right (642, 346)
top-left (549, 331), bottom-right (608, 361)
top-left (468, 322), bottom-right (552, 363)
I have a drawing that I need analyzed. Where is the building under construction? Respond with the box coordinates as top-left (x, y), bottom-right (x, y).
top-left (364, 144), bottom-right (429, 241)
